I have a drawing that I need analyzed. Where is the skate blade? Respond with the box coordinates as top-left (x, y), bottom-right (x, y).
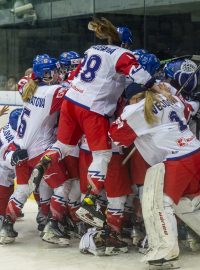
top-left (148, 260), bottom-right (180, 270)
top-left (80, 248), bottom-right (105, 256)
top-left (105, 246), bottom-right (128, 256)
top-left (42, 232), bottom-right (70, 246)
top-left (76, 208), bottom-right (104, 228)
top-left (0, 235), bottom-right (15, 244)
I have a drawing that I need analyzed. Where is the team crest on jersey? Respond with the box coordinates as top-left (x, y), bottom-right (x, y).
top-left (56, 88), bottom-right (65, 98)
top-left (115, 117), bottom-right (124, 129)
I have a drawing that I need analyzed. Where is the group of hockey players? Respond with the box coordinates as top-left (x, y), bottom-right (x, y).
top-left (0, 17), bottom-right (200, 269)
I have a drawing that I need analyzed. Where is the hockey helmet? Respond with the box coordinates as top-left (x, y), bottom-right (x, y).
top-left (9, 108), bottom-right (23, 131)
top-left (164, 59), bottom-right (198, 92)
top-left (117, 27), bottom-right (133, 47)
top-left (79, 228), bottom-right (106, 256)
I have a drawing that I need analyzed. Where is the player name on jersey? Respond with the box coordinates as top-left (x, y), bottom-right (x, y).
top-left (92, 45), bottom-right (117, 55)
top-left (28, 96), bottom-right (45, 108)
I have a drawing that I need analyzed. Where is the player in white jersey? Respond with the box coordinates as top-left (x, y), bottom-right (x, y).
top-left (59, 50), bottom-right (82, 87)
top-left (109, 83), bottom-right (200, 268)
top-left (31, 18), bottom-right (163, 227)
top-left (0, 54), bottom-right (71, 245)
top-left (0, 109), bottom-right (22, 230)
top-left (163, 58), bottom-right (200, 138)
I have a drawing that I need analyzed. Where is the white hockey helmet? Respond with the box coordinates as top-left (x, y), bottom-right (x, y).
top-left (79, 228), bottom-right (106, 256)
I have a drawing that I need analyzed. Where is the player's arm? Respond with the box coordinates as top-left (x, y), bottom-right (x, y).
top-left (109, 116), bottom-right (137, 147)
top-left (49, 87), bottom-right (67, 114)
top-left (3, 142), bottom-right (28, 166)
top-left (115, 52), bottom-right (155, 87)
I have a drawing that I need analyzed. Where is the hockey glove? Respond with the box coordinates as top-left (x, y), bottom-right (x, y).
top-left (11, 149), bottom-right (28, 166)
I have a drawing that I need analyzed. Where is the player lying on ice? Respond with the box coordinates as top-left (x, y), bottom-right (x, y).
top-left (109, 81), bottom-right (200, 269)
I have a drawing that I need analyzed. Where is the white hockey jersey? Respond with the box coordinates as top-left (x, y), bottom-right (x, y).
top-left (66, 45), bottom-right (151, 117)
top-left (13, 84), bottom-right (66, 160)
top-left (109, 94), bottom-right (200, 166)
top-left (0, 123), bottom-right (16, 185)
top-left (0, 123), bottom-right (15, 163)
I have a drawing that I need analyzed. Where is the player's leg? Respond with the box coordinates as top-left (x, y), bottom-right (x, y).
top-left (76, 112), bottom-right (112, 227)
top-left (0, 164), bottom-right (15, 230)
top-left (37, 179), bottom-right (53, 234)
top-left (141, 163), bottom-right (179, 269)
top-left (30, 99), bottom-right (83, 185)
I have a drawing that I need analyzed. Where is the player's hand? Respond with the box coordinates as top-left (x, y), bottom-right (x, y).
top-left (0, 105), bottom-right (9, 117)
top-left (152, 83), bottom-right (177, 103)
top-left (11, 149), bottom-right (29, 166)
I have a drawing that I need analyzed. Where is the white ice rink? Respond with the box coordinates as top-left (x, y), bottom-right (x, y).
top-left (1, 200), bottom-right (200, 270)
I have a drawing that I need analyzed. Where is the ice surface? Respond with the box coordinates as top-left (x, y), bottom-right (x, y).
top-left (0, 201), bottom-right (200, 270)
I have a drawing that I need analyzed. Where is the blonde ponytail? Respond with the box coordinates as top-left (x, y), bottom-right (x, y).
top-left (144, 90), bottom-right (160, 125)
top-left (22, 79), bottom-right (38, 102)
top-left (88, 17), bottom-right (121, 45)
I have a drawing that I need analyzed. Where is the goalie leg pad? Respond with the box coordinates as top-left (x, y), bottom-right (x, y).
top-left (174, 195), bottom-right (200, 237)
top-left (141, 163), bottom-right (179, 262)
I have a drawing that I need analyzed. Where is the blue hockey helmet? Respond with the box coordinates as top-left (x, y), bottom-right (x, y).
top-left (164, 59), bottom-right (198, 92)
top-left (164, 59), bottom-right (197, 79)
top-left (59, 51), bottom-right (81, 67)
top-left (9, 108), bottom-right (23, 131)
top-left (174, 71), bottom-right (198, 93)
top-left (132, 49), bottom-right (148, 56)
top-left (117, 27), bottom-right (133, 47)
top-left (33, 54), bottom-right (59, 79)
top-left (137, 53), bottom-right (161, 76)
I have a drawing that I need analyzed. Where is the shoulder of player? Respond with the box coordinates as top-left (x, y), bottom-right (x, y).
top-left (121, 101), bottom-right (145, 120)
top-left (39, 84), bottom-right (66, 96)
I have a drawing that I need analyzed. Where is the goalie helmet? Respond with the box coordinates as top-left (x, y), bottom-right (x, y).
top-left (79, 228), bottom-right (106, 256)
top-left (164, 59), bottom-right (198, 92)
top-left (59, 51), bottom-right (81, 72)
top-left (117, 27), bottom-right (133, 48)
top-left (9, 108), bottom-right (23, 131)
top-left (33, 54), bottom-right (60, 83)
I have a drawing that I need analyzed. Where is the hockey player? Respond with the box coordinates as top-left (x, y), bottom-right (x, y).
top-left (0, 109), bottom-right (22, 230)
top-left (31, 17), bottom-right (162, 228)
top-left (163, 58), bottom-right (200, 137)
top-left (0, 54), bottom-right (71, 245)
top-left (59, 50), bottom-right (82, 84)
top-left (79, 134), bottom-right (132, 255)
top-left (109, 82), bottom-right (200, 269)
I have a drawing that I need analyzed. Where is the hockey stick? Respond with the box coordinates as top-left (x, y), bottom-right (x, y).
top-left (122, 146), bottom-right (136, 165)
top-left (160, 55), bottom-right (200, 65)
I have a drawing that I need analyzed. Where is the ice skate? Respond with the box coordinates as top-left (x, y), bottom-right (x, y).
top-left (64, 216), bottom-right (88, 238)
top-left (0, 217), bottom-right (18, 244)
top-left (42, 219), bottom-right (70, 246)
top-left (179, 227), bottom-right (200, 252)
top-left (148, 257), bottom-right (180, 270)
top-left (104, 231), bottom-right (128, 255)
top-left (131, 224), bottom-right (145, 246)
top-left (76, 194), bottom-right (106, 228)
top-left (138, 235), bottom-right (148, 254)
top-left (36, 210), bottom-right (48, 237)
